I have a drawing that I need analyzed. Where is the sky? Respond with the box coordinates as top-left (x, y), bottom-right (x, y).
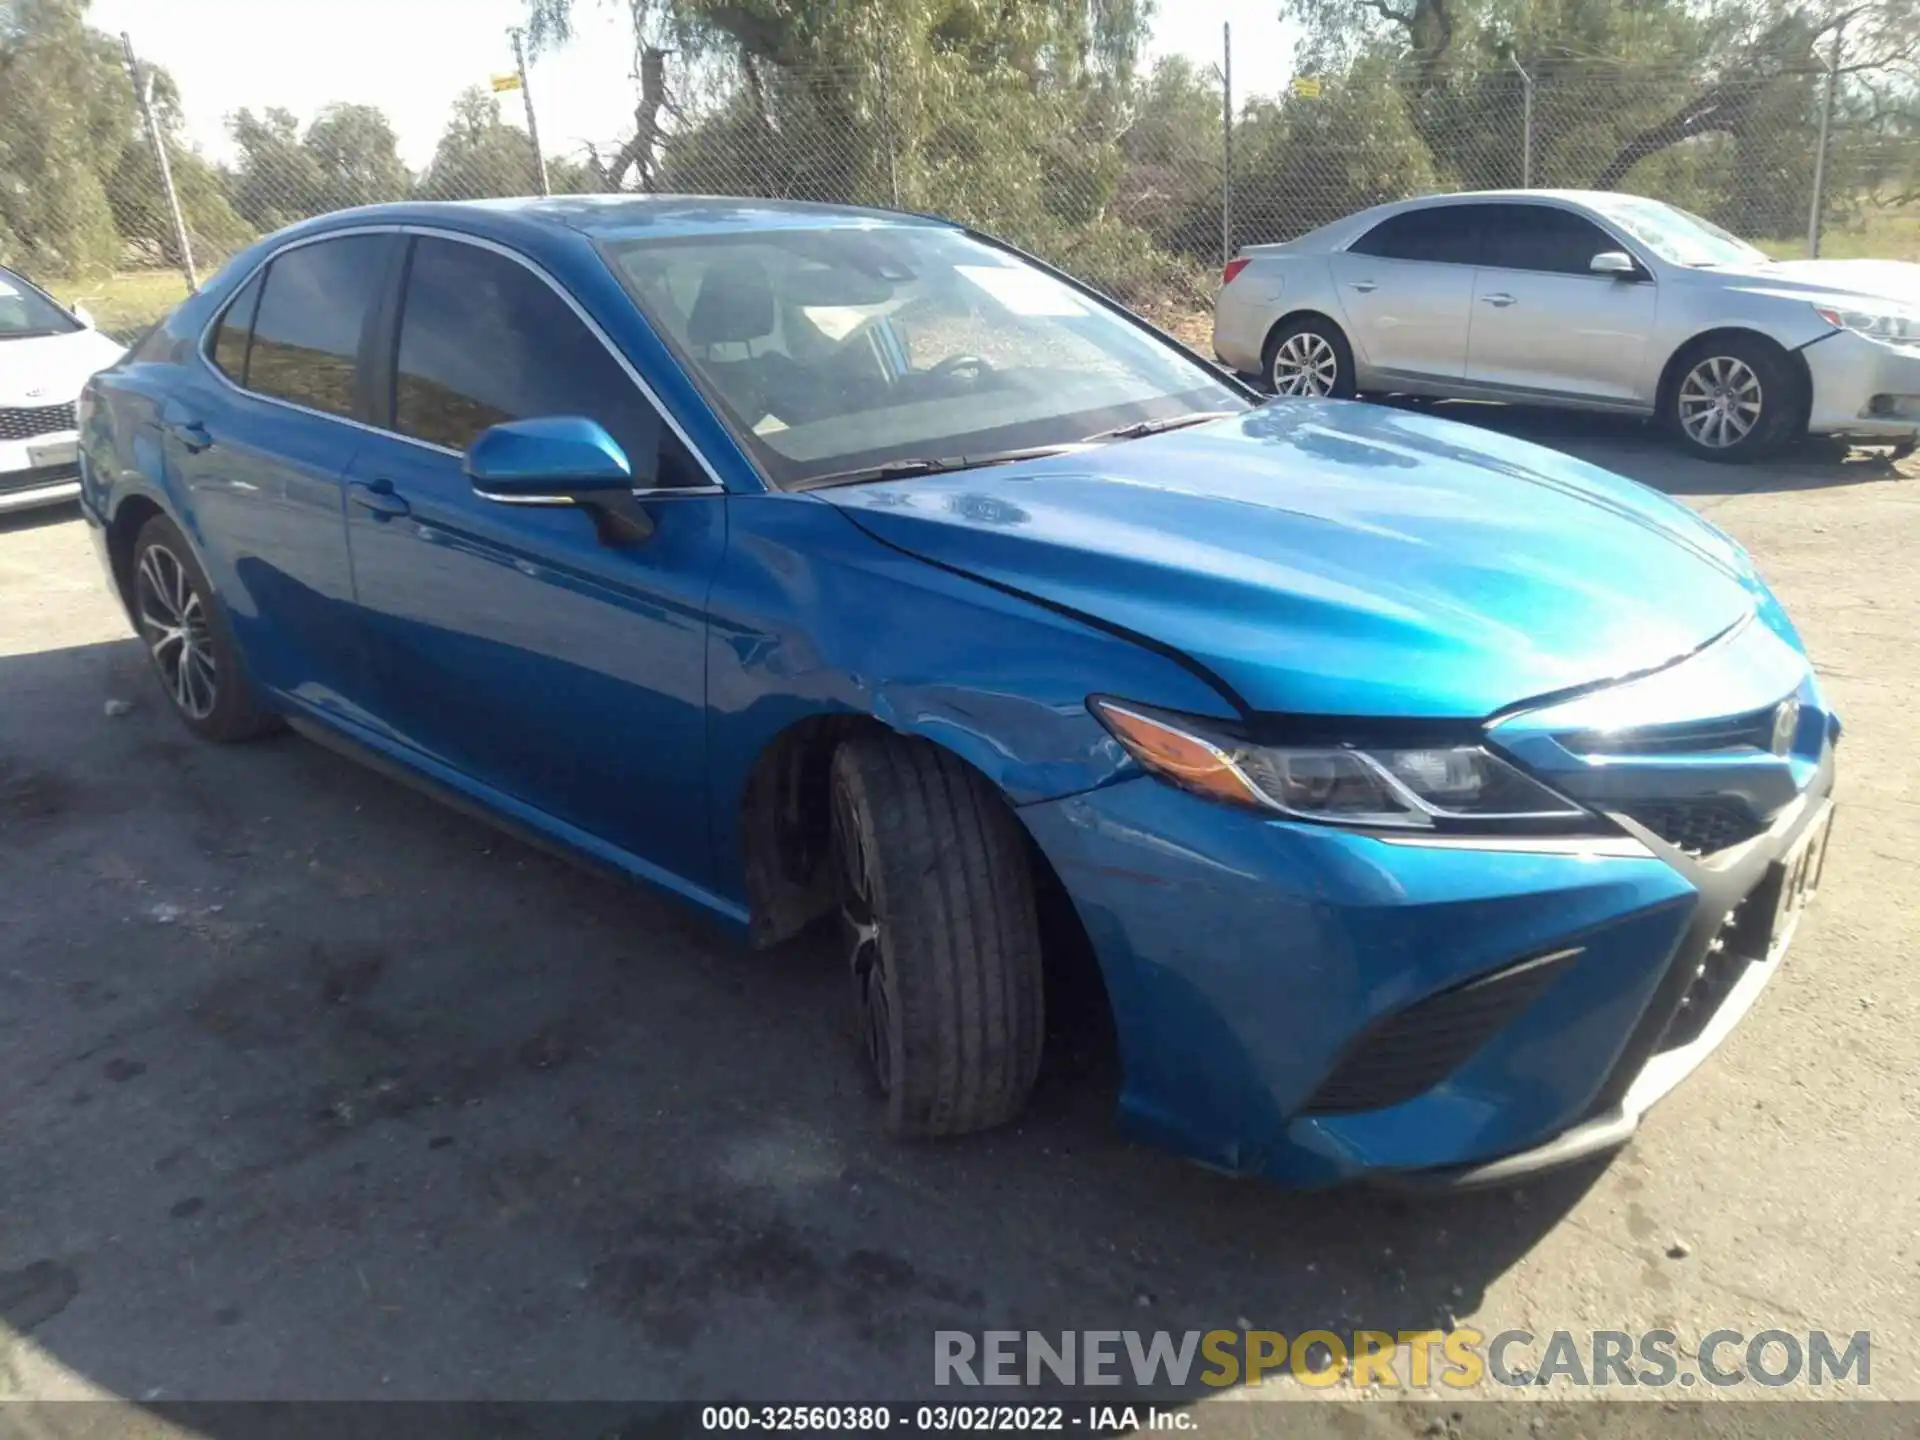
top-left (86, 0), bottom-right (1300, 171)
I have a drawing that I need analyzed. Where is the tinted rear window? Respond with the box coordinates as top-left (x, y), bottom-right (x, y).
top-left (1349, 207), bottom-right (1480, 264)
top-left (207, 270), bottom-right (264, 382)
top-left (246, 235), bottom-right (388, 418)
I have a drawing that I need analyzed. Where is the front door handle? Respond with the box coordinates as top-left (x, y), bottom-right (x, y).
top-left (1481, 293), bottom-right (1517, 308)
top-left (348, 479), bottom-right (410, 519)
top-left (1349, 280), bottom-right (1378, 293)
top-left (166, 419), bottom-right (212, 453)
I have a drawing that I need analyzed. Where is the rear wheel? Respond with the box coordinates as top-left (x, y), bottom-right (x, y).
top-left (1264, 315), bottom-right (1357, 399)
top-left (131, 514), bottom-right (278, 742)
top-left (1666, 336), bottom-right (1803, 462)
top-left (829, 734), bottom-right (1045, 1138)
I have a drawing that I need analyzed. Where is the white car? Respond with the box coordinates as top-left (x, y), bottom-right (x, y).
top-left (1212, 189), bottom-right (1920, 463)
top-left (2, 265), bottom-right (126, 514)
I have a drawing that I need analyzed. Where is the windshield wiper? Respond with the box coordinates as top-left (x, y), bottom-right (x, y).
top-left (793, 443), bottom-right (1082, 491)
top-left (1081, 410), bottom-right (1243, 443)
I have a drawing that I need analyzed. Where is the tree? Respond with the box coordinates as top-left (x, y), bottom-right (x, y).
top-left (418, 87), bottom-right (544, 200)
top-left (1, 0), bottom-right (250, 275)
top-left (1276, 0), bottom-right (1920, 237)
top-left (226, 107), bottom-right (329, 230)
top-left (303, 103), bottom-right (410, 212)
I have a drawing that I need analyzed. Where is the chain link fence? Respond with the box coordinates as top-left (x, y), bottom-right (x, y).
top-left (6, 21), bottom-right (1917, 346)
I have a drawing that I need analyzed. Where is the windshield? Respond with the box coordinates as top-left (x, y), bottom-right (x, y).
top-left (1588, 197), bottom-right (1768, 269)
top-left (602, 225), bottom-right (1247, 489)
top-left (0, 267), bottom-right (82, 339)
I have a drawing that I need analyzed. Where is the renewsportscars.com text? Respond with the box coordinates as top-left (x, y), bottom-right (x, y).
top-left (934, 1328), bottom-right (1871, 1391)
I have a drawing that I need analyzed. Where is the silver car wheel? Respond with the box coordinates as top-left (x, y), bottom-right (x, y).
top-left (1271, 332), bottom-right (1340, 397)
top-left (136, 543), bottom-right (217, 720)
top-left (1677, 356), bottom-right (1763, 450)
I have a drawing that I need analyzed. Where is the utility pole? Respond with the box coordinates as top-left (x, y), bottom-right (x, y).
top-left (121, 32), bottom-right (198, 292)
top-left (1221, 23), bottom-right (1233, 266)
top-left (1806, 16), bottom-right (1845, 258)
top-left (1513, 55), bottom-right (1534, 188)
top-left (512, 28), bottom-right (551, 197)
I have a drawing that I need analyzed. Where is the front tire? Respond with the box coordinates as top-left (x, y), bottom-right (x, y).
top-left (1665, 336), bottom-right (1803, 463)
top-left (829, 734), bottom-right (1045, 1138)
top-left (1264, 315), bottom-right (1357, 399)
top-left (130, 514), bottom-right (278, 742)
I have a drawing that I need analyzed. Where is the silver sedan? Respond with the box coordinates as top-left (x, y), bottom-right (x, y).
top-left (1212, 189), bottom-right (1920, 462)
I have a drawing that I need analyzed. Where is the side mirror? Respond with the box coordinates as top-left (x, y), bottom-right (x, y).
top-left (71, 302), bottom-right (95, 329)
top-left (466, 416), bottom-right (654, 545)
top-left (1589, 250), bottom-right (1641, 280)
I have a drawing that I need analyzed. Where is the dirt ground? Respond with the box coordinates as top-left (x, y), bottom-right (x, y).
top-left (1, 406), bottom-right (1915, 1426)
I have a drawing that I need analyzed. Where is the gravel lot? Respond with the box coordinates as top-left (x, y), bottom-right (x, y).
top-left (1, 408), bottom-right (1915, 1421)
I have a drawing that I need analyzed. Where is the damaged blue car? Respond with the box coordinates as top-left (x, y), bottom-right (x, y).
top-left (78, 197), bottom-right (1837, 1187)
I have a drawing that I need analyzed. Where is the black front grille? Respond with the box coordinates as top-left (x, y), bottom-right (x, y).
top-left (0, 461), bottom-right (80, 497)
top-left (0, 402), bottom-right (76, 442)
top-left (1656, 880), bottom-right (1772, 1051)
top-left (1567, 708), bottom-right (1778, 756)
top-left (1625, 799), bottom-right (1765, 857)
top-left (1301, 947), bottom-right (1581, 1115)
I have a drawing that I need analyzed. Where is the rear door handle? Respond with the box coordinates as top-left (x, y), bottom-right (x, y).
top-left (166, 419), bottom-right (212, 453)
top-left (1349, 280), bottom-right (1378, 293)
top-left (348, 479), bottom-right (410, 519)
top-left (1481, 293), bottom-right (1517, 308)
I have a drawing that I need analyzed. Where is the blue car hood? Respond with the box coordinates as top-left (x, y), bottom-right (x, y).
top-left (822, 401), bottom-right (1760, 718)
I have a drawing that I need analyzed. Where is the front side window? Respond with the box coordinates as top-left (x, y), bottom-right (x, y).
top-left (390, 236), bottom-right (696, 485)
top-left (0, 266), bottom-right (83, 339)
top-left (1479, 206), bottom-right (1620, 276)
top-left (246, 235), bottom-right (388, 417)
top-left (603, 225), bottom-right (1247, 489)
top-left (1348, 207), bottom-right (1480, 265)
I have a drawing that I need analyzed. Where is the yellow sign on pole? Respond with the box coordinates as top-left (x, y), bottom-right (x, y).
top-left (1291, 76), bottom-right (1323, 98)
top-left (490, 73), bottom-right (522, 93)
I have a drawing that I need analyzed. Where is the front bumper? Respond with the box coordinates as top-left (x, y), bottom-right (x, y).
top-left (1019, 637), bottom-right (1837, 1188)
top-left (0, 432), bottom-right (81, 514)
top-left (1801, 329), bottom-right (1920, 441)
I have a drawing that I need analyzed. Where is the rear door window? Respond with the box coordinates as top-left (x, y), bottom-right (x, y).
top-left (1348, 207), bottom-right (1480, 265)
top-left (245, 234), bottom-right (389, 418)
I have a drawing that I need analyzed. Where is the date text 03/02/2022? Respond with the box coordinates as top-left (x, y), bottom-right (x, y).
top-left (699, 1406), bottom-right (1191, 1431)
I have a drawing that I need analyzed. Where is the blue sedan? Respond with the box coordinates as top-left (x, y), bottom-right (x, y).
top-left (77, 197), bottom-right (1838, 1187)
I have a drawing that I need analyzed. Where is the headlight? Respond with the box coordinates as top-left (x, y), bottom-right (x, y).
top-left (1090, 699), bottom-right (1588, 830)
top-left (1813, 302), bottom-right (1919, 346)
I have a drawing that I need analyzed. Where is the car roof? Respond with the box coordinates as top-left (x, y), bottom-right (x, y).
top-left (290, 194), bottom-right (959, 243)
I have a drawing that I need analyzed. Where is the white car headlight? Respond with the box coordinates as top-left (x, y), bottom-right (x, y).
top-left (1090, 699), bottom-right (1588, 830)
top-left (1813, 302), bottom-right (1920, 346)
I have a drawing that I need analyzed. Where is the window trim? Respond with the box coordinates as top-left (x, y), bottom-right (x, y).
top-left (197, 223), bottom-right (727, 497)
top-left (1341, 199), bottom-right (1654, 280)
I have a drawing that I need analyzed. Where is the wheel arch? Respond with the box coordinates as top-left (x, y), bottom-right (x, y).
top-left (1260, 308), bottom-right (1351, 371)
top-left (103, 491), bottom-right (168, 620)
top-left (735, 706), bottom-right (1118, 1073)
top-left (1656, 327), bottom-right (1812, 433)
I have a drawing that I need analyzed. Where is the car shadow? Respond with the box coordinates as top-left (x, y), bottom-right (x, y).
top-left (0, 499), bottom-right (83, 535)
top-left (0, 635), bottom-right (1608, 1406)
top-left (1372, 397), bottom-right (1911, 498)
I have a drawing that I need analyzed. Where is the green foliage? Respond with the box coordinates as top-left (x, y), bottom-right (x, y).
top-left (418, 87), bottom-right (545, 200)
top-left (1, 0), bottom-right (261, 275)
